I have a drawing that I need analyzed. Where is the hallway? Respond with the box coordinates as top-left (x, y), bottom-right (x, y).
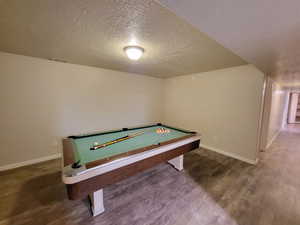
top-left (232, 124), bottom-right (300, 225)
top-left (1, 125), bottom-right (300, 225)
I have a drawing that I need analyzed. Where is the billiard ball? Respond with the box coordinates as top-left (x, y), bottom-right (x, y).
top-left (156, 128), bottom-right (171, 134)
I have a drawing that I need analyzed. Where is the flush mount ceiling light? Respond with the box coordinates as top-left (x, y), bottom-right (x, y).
top-left (124, 46), bottom-right (144, 60)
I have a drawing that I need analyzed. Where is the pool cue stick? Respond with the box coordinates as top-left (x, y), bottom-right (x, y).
top-left (90, 131), bottom-right (146, 150)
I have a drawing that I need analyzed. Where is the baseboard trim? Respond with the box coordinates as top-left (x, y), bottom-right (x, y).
top-left (0, 153), bottom-right (62, 171)
top-left (0, 144), bottom-right (259, 171)
top-left (200, 144), bottom-right (258, 165)
top-left (266, 129), bottom-right (281, 149)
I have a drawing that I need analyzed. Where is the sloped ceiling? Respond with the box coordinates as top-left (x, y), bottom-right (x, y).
top-left (158, 0), bottom-right (300, 86)
top-left (0, 0), bottom-right (246, 78)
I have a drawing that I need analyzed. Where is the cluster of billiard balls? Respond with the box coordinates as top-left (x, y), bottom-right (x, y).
top-left (156, 128), bottom-right (171, 134)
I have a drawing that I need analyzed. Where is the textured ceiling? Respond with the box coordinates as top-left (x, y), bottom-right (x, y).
top-left (0, 0), bottom-right (246, 78)
top-left (158, 0), bottom-right (300, 86)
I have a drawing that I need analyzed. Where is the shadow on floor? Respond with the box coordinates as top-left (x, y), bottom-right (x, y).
top-left (0, 160), bottom-right (91, 225)
top-left (3, 131), bottom-right (300, 225)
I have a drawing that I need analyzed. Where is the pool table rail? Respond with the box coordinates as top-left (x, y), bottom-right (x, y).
top-left (62, 138), bottom-right (77, 167)
top-left (61, 124), bottom-right (201, 205)
top-left (67, 123), bottom-right (192, 139)
top-left (62, 134), bottom-right (200, 181)
top-left (85, 133), bottom-right (196, 169)
top-left (62, 136), bottom-right (200, 200)
top-left (62, 123), bottom-right (199, 170)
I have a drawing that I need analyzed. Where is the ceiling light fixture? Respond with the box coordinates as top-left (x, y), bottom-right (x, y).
top-left (124, 46), bottom-right (144, 60)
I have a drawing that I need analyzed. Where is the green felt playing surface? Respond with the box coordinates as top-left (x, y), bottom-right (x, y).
top-left (72, 126), bottom-right (190, 165)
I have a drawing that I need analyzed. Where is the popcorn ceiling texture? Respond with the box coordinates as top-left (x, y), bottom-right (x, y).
top-left (0, 0), bottom-right (246, 78)
top-left (158, 0), bottom-right (300, 86)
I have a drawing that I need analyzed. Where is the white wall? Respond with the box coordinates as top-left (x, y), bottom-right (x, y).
top-left (265, 80), bottom-right (289, 148)
top-left (0, 52), bottom-right (163, 168)
top-left (288, 92), bottom-right (298, 124)
top-left (162, 65), bottom-right (265, 163)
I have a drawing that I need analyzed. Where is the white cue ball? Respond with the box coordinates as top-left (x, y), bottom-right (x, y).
top-left (94, 142), bottom-right (98, 146)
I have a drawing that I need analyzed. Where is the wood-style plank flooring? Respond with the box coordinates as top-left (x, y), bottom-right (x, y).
top-left (1, 125), bottom-right (300, 225)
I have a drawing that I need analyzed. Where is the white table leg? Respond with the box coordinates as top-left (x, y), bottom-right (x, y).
top-left (89, 189), bottom-right (105, 216)
top-left (168, 155), bottom-right (183, 171)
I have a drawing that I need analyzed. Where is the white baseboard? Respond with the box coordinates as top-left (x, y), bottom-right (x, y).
top-left (200, 144), bottom-right (258, 165)
top-left (0, 153), bottom-right (62, 171)
top-left (266, 129), bottom-right (281, 149)
top-left (0, 143), bottom-right (259, 171)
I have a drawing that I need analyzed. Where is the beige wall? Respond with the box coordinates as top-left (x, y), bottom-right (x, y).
top-left (0, 52), bottom-right (163, 168)
top-left (162, 65), bottom-right (265, 163)
top-left (0, 52), bottom-right (267, 168)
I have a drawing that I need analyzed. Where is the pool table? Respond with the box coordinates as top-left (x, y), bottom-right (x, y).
top-left (62, 123), bottom-right (201, 216)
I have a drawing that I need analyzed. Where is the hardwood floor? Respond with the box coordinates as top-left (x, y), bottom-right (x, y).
top-left (1, 125), bottom-right (300, 225)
